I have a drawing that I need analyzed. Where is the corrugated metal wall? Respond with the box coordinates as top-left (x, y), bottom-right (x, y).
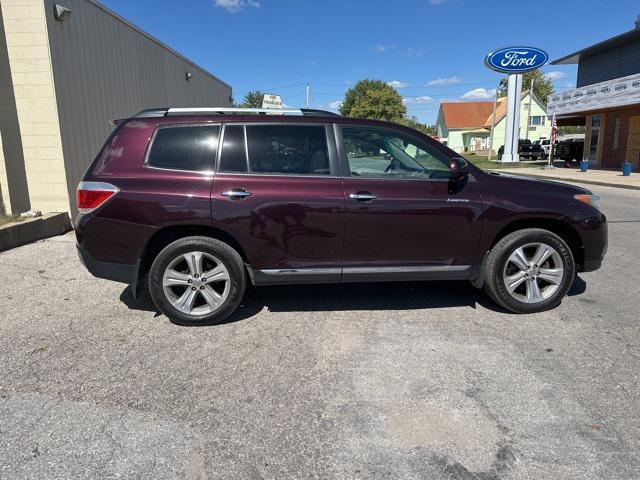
top-left (44, 0), bottom-right (232, 210)
top-left (577, 38), bottom-right (640, 87)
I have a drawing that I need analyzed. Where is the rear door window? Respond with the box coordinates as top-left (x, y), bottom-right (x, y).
top-left (147, 125), bottom-right (219, 171)
top-left (245, 125), bottom-right (330, 175)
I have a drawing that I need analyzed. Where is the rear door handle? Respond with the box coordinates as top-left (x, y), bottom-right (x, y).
top-left (221, 188), bottom-right (252, 199)
top-left (349, 191), bottom-right (378, 201)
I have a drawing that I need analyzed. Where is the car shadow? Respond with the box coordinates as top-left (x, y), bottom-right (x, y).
top-left (119, 275), bottom-right (588, 326)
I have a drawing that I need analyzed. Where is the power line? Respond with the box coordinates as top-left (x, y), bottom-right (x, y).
top-left (234, 82), bottom-right (308, 96)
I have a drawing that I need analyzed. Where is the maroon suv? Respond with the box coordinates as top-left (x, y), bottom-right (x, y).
top-left (75, 107), bottom-right (607, 324)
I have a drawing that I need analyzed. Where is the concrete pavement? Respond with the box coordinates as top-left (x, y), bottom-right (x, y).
top-left (0, 183), bottom-right (639, 479)
top-left (495, 165), bottom-right (640, 190)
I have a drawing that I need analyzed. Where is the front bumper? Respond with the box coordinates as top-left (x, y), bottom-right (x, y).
top-left (77, 243), bottom-right (138, 285)
top-left (582, 258), bottom-right (603, 272)
top-left (577, 213), bottom-right (608, 273)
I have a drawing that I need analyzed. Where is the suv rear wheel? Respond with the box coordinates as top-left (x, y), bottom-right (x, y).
top-left (483, 228), bottom-right (575, 313)
top-left (149, 236), bottom-right (246, 325)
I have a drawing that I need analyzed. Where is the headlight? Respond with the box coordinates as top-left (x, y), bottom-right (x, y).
top-left (574, 194), bottom-right (601, 210)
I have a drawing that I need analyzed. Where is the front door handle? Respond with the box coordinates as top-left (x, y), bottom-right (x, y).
top-left (349, 191), bottom-right (378, 201)
top-left (221, 188), bottom-right (252, 199)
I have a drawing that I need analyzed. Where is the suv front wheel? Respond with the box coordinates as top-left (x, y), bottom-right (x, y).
top-left (483, 228), bottom-right (575, 313)
top-left (149, 236), bottom-right (246, 325)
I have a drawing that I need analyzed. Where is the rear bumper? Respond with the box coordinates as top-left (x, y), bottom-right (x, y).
top-left (77, 243), bottom-right (138, 284)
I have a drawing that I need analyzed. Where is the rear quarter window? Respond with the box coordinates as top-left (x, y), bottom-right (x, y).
top-left (147, 125), bottom-right (220, 171)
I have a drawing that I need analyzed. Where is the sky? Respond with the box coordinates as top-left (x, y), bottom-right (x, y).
top-left (101, 0), bottom-right (640, 124)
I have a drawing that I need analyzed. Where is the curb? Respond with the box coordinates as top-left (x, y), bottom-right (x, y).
top-left (496, 171), bottom-right (640, 191)
top-left (0, 213), bottom-right (73, 253)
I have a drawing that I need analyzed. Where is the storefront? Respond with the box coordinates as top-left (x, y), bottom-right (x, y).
top-left (547, 18), bottom-right (640, 170)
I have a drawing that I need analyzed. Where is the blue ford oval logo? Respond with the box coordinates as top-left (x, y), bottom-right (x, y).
top-left (485, 47), bottom-right (548, 73)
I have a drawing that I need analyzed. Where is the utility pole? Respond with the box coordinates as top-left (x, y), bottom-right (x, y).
top-left (525, 78), bottom-right (534, 140)
top-left (488, 93), bottom-right (498, 161)
top-left (306, 83), bottom-right (311, 108)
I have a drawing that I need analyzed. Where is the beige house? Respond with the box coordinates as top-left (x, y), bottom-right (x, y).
top-left (0, 0), bottom-right (231, 216)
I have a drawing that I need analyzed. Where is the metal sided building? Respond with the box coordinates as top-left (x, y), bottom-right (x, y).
top-left (0, 0), bottom-right (232, 215)
top-left (548, 16), bottom-right (640, 171)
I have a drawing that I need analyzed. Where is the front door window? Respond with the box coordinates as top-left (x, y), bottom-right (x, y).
top-left (343, 127), bottom-right (451, 180)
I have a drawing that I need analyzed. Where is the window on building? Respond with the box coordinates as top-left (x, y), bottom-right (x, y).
top-left (246, 125), bottom-right (330, 175)
top-left (219, 125), bottom-right (248, 173)
top-left (147, 125), bottom-right (219, 171)
top-left (613, 117), bottom-right (621, 149)
top-left (530, 116), bottom-right (546, 126)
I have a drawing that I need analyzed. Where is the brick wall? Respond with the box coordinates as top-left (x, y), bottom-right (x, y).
top-left (1, 0), bottom-right (69, 213)
top-left (601, 107), bottom-right (640, 169)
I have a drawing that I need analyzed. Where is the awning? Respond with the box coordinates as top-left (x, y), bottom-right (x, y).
top-left (462, 128), bottom-right (490, 135)
top-left (548, 72), bottom-right (640, 117)
top-left (557, 116), bottom-right (587, 127)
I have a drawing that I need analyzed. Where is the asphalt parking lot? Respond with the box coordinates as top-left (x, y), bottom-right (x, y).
top-left (0, 182), bottom-right (638, 480)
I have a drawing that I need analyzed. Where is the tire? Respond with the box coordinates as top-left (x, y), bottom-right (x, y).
top-left (148, 236), bottom-right (246, 325)
top-left (483, 228), bottom-right (575, 313)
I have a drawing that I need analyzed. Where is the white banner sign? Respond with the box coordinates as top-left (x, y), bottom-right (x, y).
top-left (262, 94), bottom-right (283, 110)
top-left (548, 72), bottom-right (640, 116)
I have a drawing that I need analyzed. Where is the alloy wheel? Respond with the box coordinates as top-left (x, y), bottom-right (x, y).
top-left (162, 251), bottom-right (230, 316)
top-left (502, 242), bottom-right (564, 304)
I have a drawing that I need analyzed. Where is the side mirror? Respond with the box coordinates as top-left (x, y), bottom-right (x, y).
top-left (450, 157), bottom-right (469, 181)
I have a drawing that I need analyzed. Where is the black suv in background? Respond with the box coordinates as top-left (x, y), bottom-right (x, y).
top-left (498, 139), bottom-right (545, 160)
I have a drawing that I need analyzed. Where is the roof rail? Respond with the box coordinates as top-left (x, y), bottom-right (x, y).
top-left (131, 107), bottom-right (341, 118)
top-left (133, 108), bottom-right (169, 118)
top-left (129, 107), bottom-right (340, 117)
top-left (167, 107), bottom-right (303, 116)
top-left (299, 108), bottom-right (340, 116)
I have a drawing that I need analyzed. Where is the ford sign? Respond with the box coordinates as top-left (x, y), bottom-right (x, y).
top-left (485, 47), bottom-right (548, 74)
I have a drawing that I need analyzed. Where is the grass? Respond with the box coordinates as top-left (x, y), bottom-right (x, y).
top-left (0, 215), bottom-right (25, 227)
top-left (463, 153), bottom-right (523, 170)
top-left (462, 153), bottom-right (528, 170)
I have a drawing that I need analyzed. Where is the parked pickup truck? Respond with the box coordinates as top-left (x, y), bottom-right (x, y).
top-left (498, 139), bottom-right (545, 160)
top-left (533, 139), bottom-right (551, 157)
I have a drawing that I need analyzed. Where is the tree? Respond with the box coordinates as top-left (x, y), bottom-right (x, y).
top-left (496, 70), bottom-right (554, 105)
top-left (236, 91), bottom-right (264, 108)
top-left (399, 116), bottom-right (437, 136)
top-left (339, 79), bottom-right (406, 122)
top-left (559, 125), bottom-right (585, 135)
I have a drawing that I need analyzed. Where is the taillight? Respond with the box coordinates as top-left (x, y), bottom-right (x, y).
top-left (76, 181), bottom-right (119, 214)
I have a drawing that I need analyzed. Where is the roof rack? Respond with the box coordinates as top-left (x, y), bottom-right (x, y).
top-left (299, 108), bottom-right (340, 117)
top-left (133, 108), bottom-right (169, 118)
top-left (132, 107), bottom-right (340, 118)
